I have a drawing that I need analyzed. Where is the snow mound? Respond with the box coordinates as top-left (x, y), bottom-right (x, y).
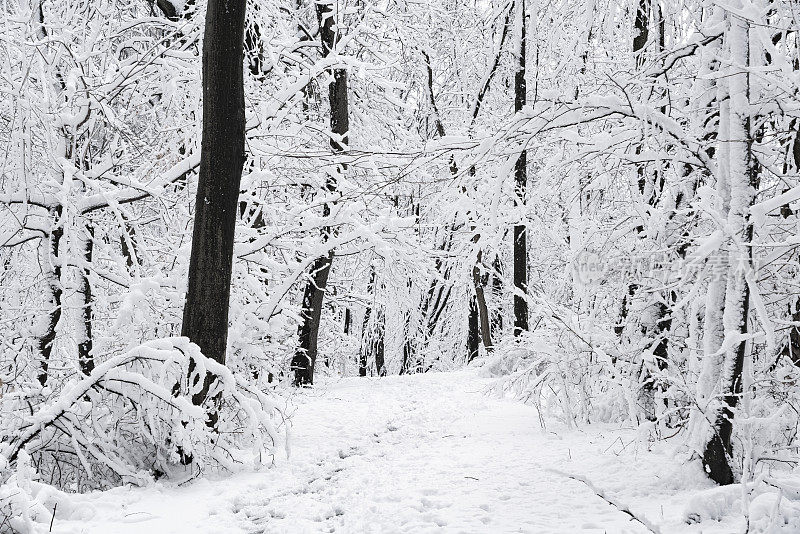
top-left (749, 492), bottom-right (800, 533)
top-left (684, 485), bottom-right (741, 523)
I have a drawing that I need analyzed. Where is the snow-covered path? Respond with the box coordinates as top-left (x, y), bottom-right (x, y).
top-left (54, 370), bottom-right (711, 533)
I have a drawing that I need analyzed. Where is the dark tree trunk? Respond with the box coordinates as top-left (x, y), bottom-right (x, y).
top-left (37, 207), bottom-right (63, 386)
top-left (78, 224), bottom-right (94, 376)
top-left (619, 0), bottom-right (652, 330)
top-left (374, 313), bottom-right (386, 376)
top-left (782, 305), bottom-right (800, 366)
top-left (358, 333), bottom-right (368, 377)
top-left (292, 253), bottom-right (334, 385)
top-left (473, 249), bottom-right (493, 351)
top-left (633, 0), bottom-right (650, 67)
top-left (780, 124), bottom-right (800, 365)
top-left (467, 296), bottom-right (480, 362)
top-left (630, 0), bottom-right (673, 422)
top-left (491, 255), bottom-right (503, 337)
top-left (513, 0), bottom-right (529, 337)
top-left (704, 271), bottom-right (751, 485)
top-left (292, 0), bottom-right (349, 385)
top-left (181, 0), bottom-right (247, 402)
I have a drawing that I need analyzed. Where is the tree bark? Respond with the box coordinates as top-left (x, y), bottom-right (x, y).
top-left (629, 0), bottom-right (673, 421)
top-left (513, 0), bottom-right (529, 336)
top-left (181, 0), bottom-right (247, 399)
top-left (155, 0), bottom-right (195, 21)
top-left (472, 248), bottom-right (493, 351)
top-left (78, 224), bottom-right (94, 376)
top-left (36, 207), bottom-right (63, 386)
top-left (633, 0), bottom-right (650, 68)
top-left (292, 253), bottom-right (334, 384)
top-left (467, 296), bottom-right (480, 362)
top-left (491, 255), bottom-right (503, 338)
top-left (702, 12), bottom-right (754, 485)
top-left (685, 4), bottom-right (725, 455)
top-left (291, 0), bottom-right (349, 385)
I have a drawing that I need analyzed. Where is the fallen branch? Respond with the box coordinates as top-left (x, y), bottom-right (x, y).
top-left (547, 468), bottom-right (661, 533)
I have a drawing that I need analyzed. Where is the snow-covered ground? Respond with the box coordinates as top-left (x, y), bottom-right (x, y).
top-left (40, 370), bottom-right (792, 533)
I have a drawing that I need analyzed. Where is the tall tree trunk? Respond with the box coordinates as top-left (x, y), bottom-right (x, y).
top-left (77, 224), bottom-right (94, 376)
top-left (33, 7), bottom-right (66, 388)
top-left (464, 6), bottom-right (516, 347)
top-left (181, 0), bottom-right (247, 403)
top-left (686, 3), bottom-right (724, 450)
top-left (291, 0), bottom-right (349, 385)
top-left (513, 0), bottom-right (529, 336)
top-left (629, 0), bottom-right (674, 421)
top-left (782, 131), bottom-right (800, 365)
top-left (702, 12), bottom-right (754, 485)
top-left (778, 42), bottom-right (800, 365)
top-left (36, 207), bottom-right (63, 386)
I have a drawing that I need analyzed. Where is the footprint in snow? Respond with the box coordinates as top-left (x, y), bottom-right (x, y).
top-left (338, 446), bottom-right (363, 459)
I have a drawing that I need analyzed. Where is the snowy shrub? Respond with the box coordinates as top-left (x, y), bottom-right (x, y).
top-left (684, 479), bottom-right (800, 533)
top-left (0, 338), bottom-right (285, 491)
top-left (0, 450), bottom-right (99, 533)
top-left (749, 492), bottom-right (800, 533)
top-left (684, 484), bottom-right (742, 523)
top-left (484, 307), bottom-right (636, 427)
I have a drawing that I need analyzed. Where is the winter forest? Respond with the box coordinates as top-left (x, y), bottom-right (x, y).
top-left (1, 0), bottom-right (800, 531)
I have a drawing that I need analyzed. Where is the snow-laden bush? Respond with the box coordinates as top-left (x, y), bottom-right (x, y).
top-left (482, 306), bottom-right (639, 427)
top-left (0, 449), bottom-right (102, 533)
top-left (0, 338), bottom-right (285, 491)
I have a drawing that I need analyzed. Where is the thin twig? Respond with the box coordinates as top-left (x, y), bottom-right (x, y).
top-left (49, 502), bottom-right (57, 532)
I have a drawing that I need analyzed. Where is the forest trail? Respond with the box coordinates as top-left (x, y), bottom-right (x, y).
top-left (55, 370), bottom-right (713, 533)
